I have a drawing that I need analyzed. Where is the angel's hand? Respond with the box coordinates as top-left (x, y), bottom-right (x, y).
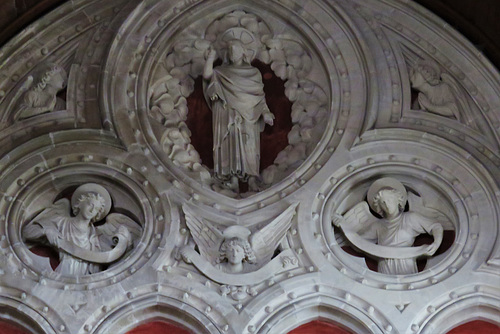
top-left (332, 213), bottom-right (345, 227)
top-left (263, 112), bottom-right (274, 126)
top-left (424, 242), bottom-right (439, 256)
top-left (205, 47), bottom-right (217, 61)
top-left (418, 93), bottom-right (432, 110)
top-left (45, 228), bottom-right (61, 246)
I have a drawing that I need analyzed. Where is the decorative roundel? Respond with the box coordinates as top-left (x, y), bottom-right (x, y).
top-left (103, 1), bottom-right (368, 203)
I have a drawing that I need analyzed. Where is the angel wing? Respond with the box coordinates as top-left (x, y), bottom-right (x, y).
top-left (441, 72), bottom-right (478, 130)
top-left (337, 202), bottom-right (380, 242)
top-left (182, 204), bottom-right (224, 263)
top-left (96, 213), bottom-right (142, 251)
top-left (407, 193), bottom-right (453, 230)
top-left (250, 203), bottom-right (298, 264)
top-left (22, 198), bottom-right (71, 242)
top-left (8, 76), bottom-right (34, 119)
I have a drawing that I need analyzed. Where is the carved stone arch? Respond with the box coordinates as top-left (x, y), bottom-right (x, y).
top-left (419, 295), bottom-right (500, 334)
top-left (259, 294), bottom-right (386, 334)
top-left (92, 295), bottom-right (220, 334)
top-left (0, 294), bottom-right (62, 334)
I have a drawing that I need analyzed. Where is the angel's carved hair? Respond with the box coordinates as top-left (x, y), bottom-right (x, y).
top-left (33, 64), bottom-right (67, 92)
top-left (371, 188), bottom-right (406, 216)
top-left (218, 237), bottom-right (256, 264)
top-left (415, 61), bottom-right (440, 86)
top-left (72, 192), bottom-right (107, 222)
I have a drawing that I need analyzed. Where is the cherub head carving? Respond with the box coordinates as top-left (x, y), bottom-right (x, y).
top-left (367, 178), bottom-right (407, 218)
top-left (218, 226), bottom-right (256, 265)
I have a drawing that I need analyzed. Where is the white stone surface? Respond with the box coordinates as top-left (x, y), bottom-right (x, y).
top-left (0, 0), bottom-right (498, 333)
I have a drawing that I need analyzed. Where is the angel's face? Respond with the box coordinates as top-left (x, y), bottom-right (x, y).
top-left (80, 198), bottom-right (102, 221)
top-left (410, 68), bottom-right (425, 89)
top-left (226, 243), bottom-right (245, 264)
top-left (50, 71), bottom-right (66, 90)
top-left (377, 190), bottom-right (401, 219)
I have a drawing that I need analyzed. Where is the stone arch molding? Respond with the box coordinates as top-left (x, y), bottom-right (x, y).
top-left (0, 0), bottom-right (499, 334)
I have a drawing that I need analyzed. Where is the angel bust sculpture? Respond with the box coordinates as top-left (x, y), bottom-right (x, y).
top-left (333, 178), bottom-right (444, 275)
top-left (13, 63), bottom-right (67, 121)
top-left (22, 183), bottom-right (142, 276)
top-left (409, 60), bottom-right (477, 129)
top-left (181, 203), bottom-right (298, 284)
top-left (203, 27), bottom-right (274, 190)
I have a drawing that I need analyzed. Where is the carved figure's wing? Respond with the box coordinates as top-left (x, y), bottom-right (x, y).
top-left (340, 202), bottom-right (379, 237)
top-left (250, 203), bottom-right (298, 264)
top-left (441, 73), bottom-right (477, 129)
top-left (96, 213), bottom-right (143, 251)
top-left (182, 204), bottom-right (223, 262)
top-left (22, 198), bottom-right (71, 241)
top-left (407, 193), bottom-right (453, 230)
top-left (7, 75), bottom-right (34, 121)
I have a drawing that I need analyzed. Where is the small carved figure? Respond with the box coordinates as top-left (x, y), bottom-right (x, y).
top-left (13, 63), bottom-right (67, 120)
top-left (181, 203), bottom-right (297, 276)
top-left (203, 27), bottom-right (274, 190)
top-left (409, 60), bottom-right (476, 129)
top-left (333, 178), bottom-right (444, 275)
top-left (23, 183), bottom-right (142, 276)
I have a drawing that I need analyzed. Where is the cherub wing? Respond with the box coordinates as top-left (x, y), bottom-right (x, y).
top-left (339, 202), bottom-right (379, 241)
top-left (441, 72), bottom-right (477, 129)
top-left (182, 204), bottom-right (223, 262)
top-left (96, 213), bottom-right (143, 251)
top-left (250, 203), bottom-right (298, 264)
top-left (22, 198), bottom-right (71, 242)
top-left (8, 75), bottom-right (34, 116)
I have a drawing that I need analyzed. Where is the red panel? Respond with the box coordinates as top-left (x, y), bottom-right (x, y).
top-left (0, 321), bottom-right (31, 334)
top-left (447, 320), bottom-right (500, 334)
top-left (288, 320), bottom-right (354, 334)
top-left (126, 321), bottom-right (192, 334)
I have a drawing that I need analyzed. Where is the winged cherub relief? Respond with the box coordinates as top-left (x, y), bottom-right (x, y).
top-left (22, 183), bottom-right (142, 276)
top-left (181, 203), bottom-right (299, 285)
top-left (409, 60), bottom-right (478, 130)
top-left (12, 63), bottom-right (67, 121)
top-left (333, 178), bottom-right (445, 275)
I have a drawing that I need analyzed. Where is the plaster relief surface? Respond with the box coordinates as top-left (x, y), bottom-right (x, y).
top-left (0, 0), bottom-right (499, 333)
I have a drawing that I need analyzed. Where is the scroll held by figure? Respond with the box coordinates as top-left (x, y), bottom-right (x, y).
top-left (203, 28), bottom-right (274, 190)
top-left (22, 183), bottom-right (142, 276)
top-left (333, 178), bottom-right (445, 275)
top-left (181, 203), bottom-right (298, 285)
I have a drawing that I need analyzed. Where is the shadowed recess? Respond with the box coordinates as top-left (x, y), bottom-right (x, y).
top-left (126, 321), bottom-right (192, 334)
top-left (446, 320), bottom-right (500, 333)
top-left (287, 320), bottom-right (354, 334)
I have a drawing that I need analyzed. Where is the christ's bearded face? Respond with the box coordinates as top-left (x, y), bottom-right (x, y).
top-left (228, 42), bottom-right (244, 63)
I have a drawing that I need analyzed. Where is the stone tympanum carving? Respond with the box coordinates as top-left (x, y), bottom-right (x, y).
top-left (203, 27), bottom-right (274, 190)
top-left (333, 178), bottom-right (444, 275)
top-left (22, 183), bottom-right (142, 276)
top-left (409, 60), bottom-right (477, 129)
top-left (13, 63), bottom-right (67, 120)
top-left (181, 203), bottom-right (298, 284)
